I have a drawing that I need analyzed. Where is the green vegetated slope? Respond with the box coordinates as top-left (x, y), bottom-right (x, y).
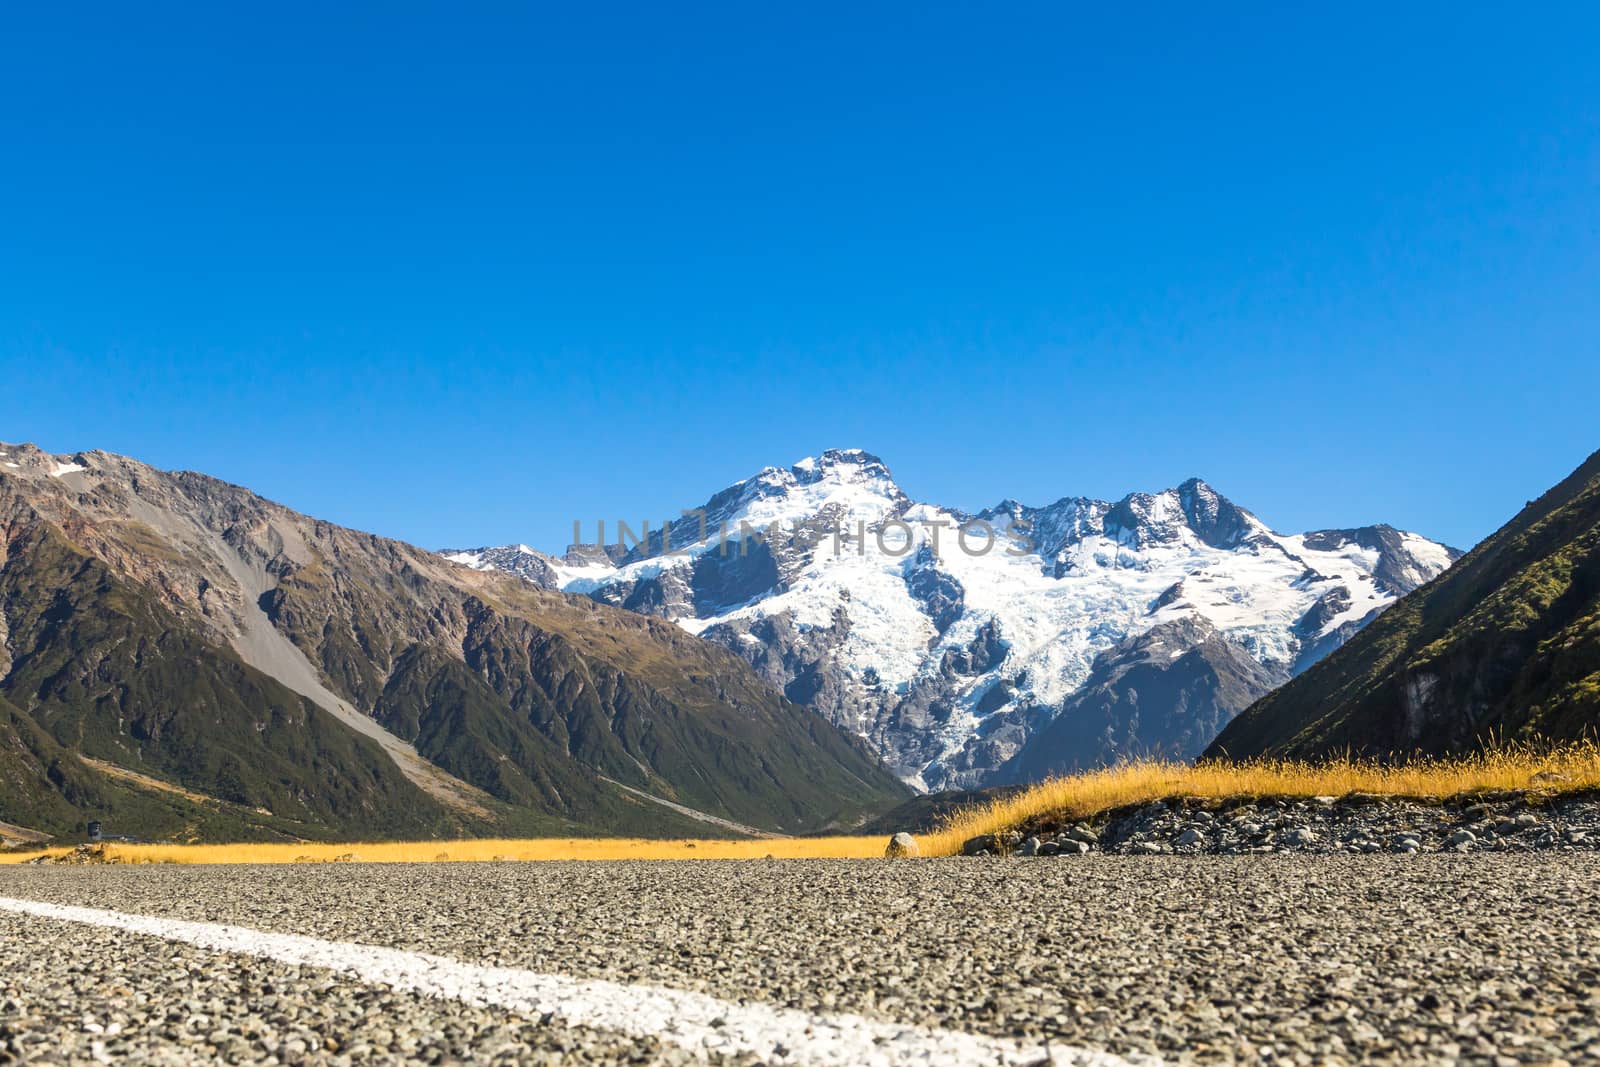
top-left (1208, 448), bottom-right (1600, 759)
top-left (0, 690), bottom-right (420, 845)
top-left (0, 522), bottom-right (460, 841)
top-left (268, 551), bottom-right (904, 835)
top-left (0, 442), bottom-right (908, 842)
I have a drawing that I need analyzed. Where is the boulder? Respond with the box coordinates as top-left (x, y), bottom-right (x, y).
top-left (884, 832), bottom-right (919, 858)
top-left (961, 831), bottom-right (1022, 856)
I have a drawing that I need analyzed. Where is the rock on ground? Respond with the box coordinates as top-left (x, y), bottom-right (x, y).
top-left (884, 832), bottom-right (919, 857)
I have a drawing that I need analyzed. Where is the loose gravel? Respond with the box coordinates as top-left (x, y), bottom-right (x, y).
top-left (962, 791), bottom-right (1600, 858)
top-left (3, 856), bottom-right (1599, 1065)
top-left (0, 912), bottom-right (715, 1065)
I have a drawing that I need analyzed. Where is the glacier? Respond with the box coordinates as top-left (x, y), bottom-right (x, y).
top-left (444, 450), bottom-right (1460, 790)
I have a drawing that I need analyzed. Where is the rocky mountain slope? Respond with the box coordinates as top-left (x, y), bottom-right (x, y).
top-left (0, 442), bottom-right (907, 841)
top-left (447, 449), bottom-right (1459, 789)
top-left (1208, 448), bottom-right (1600, 759)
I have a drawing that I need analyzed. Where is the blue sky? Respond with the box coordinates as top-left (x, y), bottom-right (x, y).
top-left (2, 4), bottom-right (1595, 553)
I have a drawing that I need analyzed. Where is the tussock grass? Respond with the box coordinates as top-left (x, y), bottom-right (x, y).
top-left (918, 743), bottom-right (1600, 857)
top-left (0, 835), bottom-right (888, 866)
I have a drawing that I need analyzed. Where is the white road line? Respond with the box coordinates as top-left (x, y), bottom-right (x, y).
top-left (1, 896), bottom-right (1159, 1067)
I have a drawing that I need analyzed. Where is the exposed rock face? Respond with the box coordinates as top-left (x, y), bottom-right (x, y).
top-left (0, 441), bottom-right (909, 840)
top-left (1209, 447), bottom-right (1600, 761)
top-left (1001, 618), bottom-right (1284, 782)
top-left (452, 450), bottom-right (1460, 789)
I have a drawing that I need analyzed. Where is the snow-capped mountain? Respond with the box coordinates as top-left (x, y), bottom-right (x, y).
top-left (444, 449), bottom-right (1460, 790)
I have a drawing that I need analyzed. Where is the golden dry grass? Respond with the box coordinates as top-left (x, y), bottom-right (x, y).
top-left (0, 835), bottom-right (889, 866)
top-left (76, 756), bottom-right (225, 808)
top-left (917, 743), bottom-right (1600, 856)
top-left (7, 747), bottom-right (1598, 866)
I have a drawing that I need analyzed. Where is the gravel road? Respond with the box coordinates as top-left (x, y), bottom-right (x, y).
top-left (3, 855), bottom-right (1598, 1065)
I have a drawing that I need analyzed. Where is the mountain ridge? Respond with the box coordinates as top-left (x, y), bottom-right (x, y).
top-left (448, 449), bottom-right (1460, 788)
top-left (0, 440), bottom-right (909, 840)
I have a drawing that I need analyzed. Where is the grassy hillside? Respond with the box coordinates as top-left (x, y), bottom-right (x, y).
top-left (1208, 449), bottom-right (1600, 759)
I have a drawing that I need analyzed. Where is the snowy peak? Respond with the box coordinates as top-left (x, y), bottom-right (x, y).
top-left (446, 451), bottom-right (1461, 790)
top-left (737, 447), bottom-right (909, 525)
top-left (1292, 524), bottom-right (1461, 596)
top-left (440, 544), bottom-right (562, 587)
top-left (790, 448), bottom-right (897, 486)
top-left (1100, 479), bottom-right (1262, 551)
top-left (611, 447), bottom-right (909, 566)
top-left (977, 478), bottom-right (1262, 568)
top-left (1176, 478), bottom-right (1265, 549)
